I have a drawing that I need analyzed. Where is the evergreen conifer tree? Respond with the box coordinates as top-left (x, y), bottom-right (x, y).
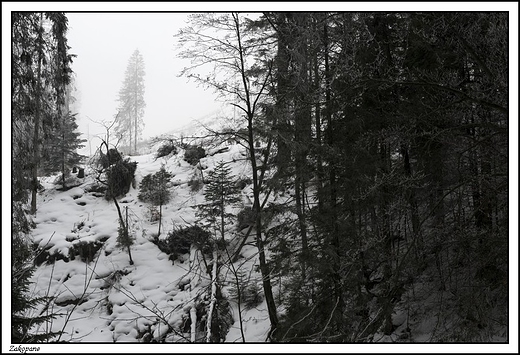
top-left (115, 49), bottom-right (146, 154)
top-left (41, 112), bottom-right (86, 188)
top-left (12, 234), bottom-right (61, 343)
top-left (138, 166), bottom-right (174, 236)
top-left (196, 160), bottom-right (241, 342)
top-left (197, 160), bottom-right (241, 242)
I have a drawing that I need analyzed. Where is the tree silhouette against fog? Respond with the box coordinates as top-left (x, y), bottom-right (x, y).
top-left (115, 48), bottom-right (146, 155)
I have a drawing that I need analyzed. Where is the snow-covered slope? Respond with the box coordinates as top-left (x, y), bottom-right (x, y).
top-left (28, 139), bottom-right (273, 343)
top-left (23, 130), bottom-right (511, 349)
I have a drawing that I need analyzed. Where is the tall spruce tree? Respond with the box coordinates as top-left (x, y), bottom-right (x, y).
top-left (115, 49), bottom-right (146, 155)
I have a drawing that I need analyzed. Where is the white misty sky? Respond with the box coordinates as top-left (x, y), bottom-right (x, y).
top-left (65, 12), bottom-right (224, 145)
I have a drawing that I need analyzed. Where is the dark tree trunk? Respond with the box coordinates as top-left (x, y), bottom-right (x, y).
top-left (158, 203), bottom-right (162, 236)
top-left (293, 13), bottom-right (312, 281)
top-left (273, 14), bottom-right (292, 178)
top-left (30, 13), bottom-right (44, 215)
top-left (313, 26), bottom-right (324, 214)
top-left (248, 111), bottom-right (279, 335)
top-left (324, 22), bottom-right (345, 325)
top-left (233, 12), bottom-right (279, 337)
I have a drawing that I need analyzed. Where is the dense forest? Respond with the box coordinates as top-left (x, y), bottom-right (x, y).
top-left (11, 12), bottom-right (509, 344)
top-left (12, 12), bottom-right (80, 342)
top-left (176, 12), bottom-right (509, 342)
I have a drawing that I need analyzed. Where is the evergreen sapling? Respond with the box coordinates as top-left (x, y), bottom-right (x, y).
top-left (138, 166), bottom-right (174, 236)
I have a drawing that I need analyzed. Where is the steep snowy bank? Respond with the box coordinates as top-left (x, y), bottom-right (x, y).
top-left (28, 141), bottom-right (272, 343)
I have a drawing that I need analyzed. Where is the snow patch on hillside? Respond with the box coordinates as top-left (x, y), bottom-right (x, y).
top-left (28, 139), bottom-right (271, 343)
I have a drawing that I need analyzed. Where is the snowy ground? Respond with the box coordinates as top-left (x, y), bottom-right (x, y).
top-left (12, 135), bottom-right (514, 353)
top-left (27, 141), bottom-right (274, 344)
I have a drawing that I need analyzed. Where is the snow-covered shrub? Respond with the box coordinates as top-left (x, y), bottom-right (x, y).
top-left (183, 145), bottom-right (206, 165)
top-left (98, 148), bottom-right (122, 169)
top-left (155, 142), bottom-right (177, 159)
top-left (148, 205), bottom-right (160, 222)
top-left (228, 272), bottom-right (264, 310)
top-left (235, 176), bottom-right (252, 190)
top-left (153, 225), bottom-right (212, 262)
top-left (33, 245), bottom-right (70, 266)
top-left (190, 289), bottom-right (233, 343)
top-left (138, 167), bottom-right (173, 206)
top-left (188, 177), bottom-right (203, 193)
top-left (117, 223), bottom-right (133, 248)
top-left (69, 240), bottom-right (105, 263)
top-left (84, 181), bottom-right (107, 195)
top-left (241, 282), bottom-right (263, 310)
top-left (236, 207), bottom-right (255, 231)
top-left (105, 158), bottom-right (138, 200)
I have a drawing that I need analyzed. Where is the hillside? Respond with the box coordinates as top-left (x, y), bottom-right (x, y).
top-left (25, 131), bottom-right (510, 346)
top-left (28, 139), bottom-right (274, 343)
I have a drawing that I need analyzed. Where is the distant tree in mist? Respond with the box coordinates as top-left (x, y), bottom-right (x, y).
top-left (115, 48), bottom-right (146, 154)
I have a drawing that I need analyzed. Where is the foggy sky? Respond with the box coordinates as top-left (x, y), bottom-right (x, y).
top-left (4, 2), bottom-right (517, 154)
top-left (65, 12), bottom-right (225, 151)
